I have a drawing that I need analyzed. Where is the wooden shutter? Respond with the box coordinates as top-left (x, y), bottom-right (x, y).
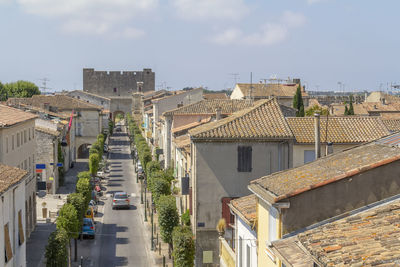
top-left (221, 197), bottom-right (233, 227)
top-left (18, 210), bottom-right (25, 245)
top-left (4, 223), bottom-right (13, 262)
top-left (238, 146), bottom-right (252, 172)
top-left (238, 146), bottom-right (244, 171)
top-left (246, 146), bottom-right (252, 172)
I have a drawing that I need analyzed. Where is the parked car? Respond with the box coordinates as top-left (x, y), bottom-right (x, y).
top-left (116, 127), bottom-right (122, 132)
top-left (85, 206), bottom-right (95, 220)
top-left (89, 200), bottom-right (98, 214)
top-left (81, 218), bottom-right (95, 239)
top-left (112, 192), bottom-right (130, 210)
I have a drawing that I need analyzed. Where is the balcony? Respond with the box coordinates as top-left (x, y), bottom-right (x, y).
top-left (219, 237), bottom-right (235, 267)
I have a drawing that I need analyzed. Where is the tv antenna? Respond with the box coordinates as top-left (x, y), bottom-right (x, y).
top-left (229, 73), bottom-right (240, 86)
top-left (40, 78), bottom-right (50, 94)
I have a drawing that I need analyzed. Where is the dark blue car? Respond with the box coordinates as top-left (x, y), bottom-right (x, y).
top-left (81, 218), bottom-right (95, 238)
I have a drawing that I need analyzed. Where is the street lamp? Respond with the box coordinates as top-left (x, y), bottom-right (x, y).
top-left (144, 185), bottom-right (148, 222)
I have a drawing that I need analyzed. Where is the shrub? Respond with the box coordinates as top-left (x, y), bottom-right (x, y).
top-left (146, 161), bottom-right (161, 176)
top-left (89, 153), bottom-right (100, 176)
top-left (57, 203), bottom-right (80, 239)
top-left (157, 195), bottom-right (179, 245)
top-left (77, 171), bottom-right (91, 180)
top-left (67, 193), bottom-right (85, 227)
top-left (172, 226), bottom-right (195, 267)
top-left (76, 177), bottom-right (91, 206)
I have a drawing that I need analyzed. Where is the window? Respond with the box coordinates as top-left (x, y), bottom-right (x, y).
top-left (32, 127), bottom-right (34, 139)
top-left (238, 146), bottom-right (252, 172)
top-left (17, 133), bottom-right (20, 147)
top-left (12, 135), bottom-right (14, 150)
top-left (113, 87), bottom-right (117, 93)
top-left (5, 137), bottom-right (8, 153)
top-left (29, 128), bottom-right (31, 141)
top-left (18, 210), bottom-right (25, 245)
top-left (24, 160), bottom-right (27, 170)
top-left (4, 223), bottom-right (13, 262)
top-left (304, 150), bottom-right (315, 164)
top-left (20, 133), bottom-right (23, 146)
top-left (24, 130), bottom-right (27, 143)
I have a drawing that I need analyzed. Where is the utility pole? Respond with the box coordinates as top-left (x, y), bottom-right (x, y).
top-left (40, 78), bottom-right (50, 94)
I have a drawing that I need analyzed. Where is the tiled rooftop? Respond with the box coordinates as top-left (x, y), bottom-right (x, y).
top-left (35, 126), bottom-right (60, 137)
top-left (249, 142), bottom-right (400, 203)
top-left (235, 83), bottom-right (308, 98)
top-left (67, 90), bottom-right (111, 100)
top-left (189, 99), bottom-right (294, 141)
top-left (173, 135), bottom-right (191, 149)
top-left (8, 95), bottom-right (102, 111)
top-left (203, 93), bottom-right (228, 100)
top-left (172, 117), bottom-right (211, 134)
top-left (286, 116), bottom-right (390, 144)
top-left (229, 195), bottom-right (257, 226)
top-left (0, 104), bottom-right (37, 127)
top-left (382, 119), bottom-right (400, 132)
top-left (280, 197), bottom-right (400, 266)
top-left (163, 99), bottom-right (254, 116)
top-left (0, 164), bottom-right (27, 194)
top-left (330, 103), bottom-right (369, 116)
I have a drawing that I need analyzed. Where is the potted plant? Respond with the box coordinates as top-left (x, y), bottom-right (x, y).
top-left (216, 218), bottom-right (226, 237)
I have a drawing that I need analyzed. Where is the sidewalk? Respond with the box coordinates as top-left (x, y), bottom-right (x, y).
top-left (26, 161), bottom-right (89, 267)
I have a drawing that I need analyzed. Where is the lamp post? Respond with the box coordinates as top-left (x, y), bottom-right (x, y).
top-left (151, 205), bottom-right (154, 250)
top-left (140, 180), bottom-right (144, 204)
top-left (144, 186), bottom-right (148, 222)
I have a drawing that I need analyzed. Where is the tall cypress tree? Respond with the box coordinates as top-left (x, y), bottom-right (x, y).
top-left (344, 105), bottom-right (349, 115)
top-left (293, 85), bottom-right (304, 117)
top-left (348, 95), bottom-right (354, 115)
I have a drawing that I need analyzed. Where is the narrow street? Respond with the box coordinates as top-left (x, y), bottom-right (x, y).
top-left (76, 127), bottom-right (153, 267)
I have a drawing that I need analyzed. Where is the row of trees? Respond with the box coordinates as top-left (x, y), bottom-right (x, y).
top-left (0, 80), bottom-right (41, 101)
top-left (126, 114), bottom-right (195, 267)
top-left (45, 133), bottom-right (106, 266)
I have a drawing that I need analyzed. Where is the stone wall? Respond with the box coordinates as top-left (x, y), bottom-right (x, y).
top-left (83, 68), bottom-right (155, 97)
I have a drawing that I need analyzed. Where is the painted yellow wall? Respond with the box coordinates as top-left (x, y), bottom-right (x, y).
top-left (257, 200), bottom-right (281, 267)
top-left (293, 144), bottom-right (356, 167)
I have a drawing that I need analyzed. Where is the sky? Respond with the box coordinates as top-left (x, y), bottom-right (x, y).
top-left (0, 0), bottom-right (399, 92)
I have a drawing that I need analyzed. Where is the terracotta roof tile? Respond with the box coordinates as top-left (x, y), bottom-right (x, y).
top-left (296, 197), bottom-right (400, 266)
top-left (287, 116), bottom-right (390, 144)
top-left (172, 117), bottom-right (211, 134)
top-left (163, 99), bottom-right (254, 116)
top-left (189, 99), bottom-right (294, 140)
top-left (229, 195), bottom-right (257, 225)
top-left (35, 126), bottom-right (60, 137)
top-left (249, 141), bottom-right (400, 202)
top-left (382, 119), bottom-right (400, 132)
top-left (203, 93), bottom-right (228, 100)
top-left (0, 164), bottom-right (27, 194)
top-left (0, 104), bottom-right (37, 127)
top-left (173, 135), bottom-right (191, 149)
top-left (7, 95), bottom-right (102, 111)
top-left (330, 103), bottom-right (369, 116)
top-left (236, 83), bottom-right (308, 98)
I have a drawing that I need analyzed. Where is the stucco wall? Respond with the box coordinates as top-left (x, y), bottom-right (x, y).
top-left (35, 130), bottom-right (58, 193)
top-left (230, 85), bottom-right (244, 100)
top-left (76, 110), bottom-right (101, 138)
top-left (293, 144), bottom-right (356, 167)
top-left (193, 141), bottom-right (292, 266)
top-left (281, 160), bottom-right (400, 234)
top-left (236, 217), bottom-right (257, 267)
top-left (0, 180), bottom-right (26, 267)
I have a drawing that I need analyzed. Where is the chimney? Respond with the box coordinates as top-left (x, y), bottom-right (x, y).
top-left (382, 98), bottom-right (386, 105)
top-left (314, 113), bottom-right (321, 159)
top-left (43, 103), bottom-right (50, 111)
top-left (216, 107), bottom-right (222, 121)
top-left (326, 142), bottom-right (333, 155)
top-left (364, 92), bottom-right (368, 102)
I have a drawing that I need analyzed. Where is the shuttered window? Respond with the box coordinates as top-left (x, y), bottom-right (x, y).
top-left (237, 146), bottom-right (252, 172)
top-left (18, 210), bottom-right (25, 245)
top-left (4, 223), bottom-right (12, 262)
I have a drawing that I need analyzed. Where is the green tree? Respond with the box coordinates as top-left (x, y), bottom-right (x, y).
top-left (0, 82), bottom-right (7, 101)
top-left (293, 85), bottom-right (305, 117)
top-left (172, 226), bottom-right (195, 267)
top-left (348, 95), bottom-right (355, 115)
top-left (89, 153), bottom-right (100, 176)
top-left (181, 210), bottom-right (190, 226)
top-left (146, 161), bottom-right (161, 176)
top-left (152, 178), bottom-right (171, 203)
top-left (157, 195), bottom-right (179, 248)
top-left (77, 171), bottom-right (91, 180)
top-left (108, 120), bottom-right (114, 135)
top-left (305, 105), bottom-right (329, 116)
top-left (344, 105), bottom-right (349, 115)
top-left (67, 193), bottom-right (85, 225)
top-left (76, 177), bottom-right (91, 206)
top-left (57, 203), bottom-right (80, 239)
top-left (45, 228), bottom-right (69, 267)
top-left (4, 80), bottom-right (40, 98)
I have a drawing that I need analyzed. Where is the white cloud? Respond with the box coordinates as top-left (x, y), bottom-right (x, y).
top-left (171, 0), bottom-right (248, 21)
top-left (210, 11), bottom-right (305, 46)
top-left (14, 0), bottom-right (158, 38)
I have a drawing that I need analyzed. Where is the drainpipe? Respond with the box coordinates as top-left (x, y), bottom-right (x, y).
top-left (314, 113), bottom-right (321, 159)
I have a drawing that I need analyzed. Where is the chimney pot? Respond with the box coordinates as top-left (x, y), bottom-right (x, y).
top-left (314, 113), bottom-right (321, 159)
top-left (216, 107), bottom-right (222, 121)
top-left (326, 142), bottom-right (333, 155)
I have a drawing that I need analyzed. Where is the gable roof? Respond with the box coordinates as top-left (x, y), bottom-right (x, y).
top-left (163, 99), bottom-right (253, 116)
top-left (67, 90), bottom-right (111, 101)
top-left (229, 195), bottom-right (257, 226)
top-left (172, 117), bottom-right (212, 134)
top-left (286, 116), bottom-right (390, 144)
top-left (189, 99), bottom-right (294, 141)
top-left (272, 196), bottom-right (400, 266)
top-left (0, 164), bottom-right (27, 194)
top-left (0, 104), bottom-right (37, 127)
top-left (235, 83), bottom-right (308, 98)
top-left (249, 139), bottom-right (400, 204)
top-left (382, 118), bottom-right (400, 132)
top-left (8, 95), bottom-right (102, 111)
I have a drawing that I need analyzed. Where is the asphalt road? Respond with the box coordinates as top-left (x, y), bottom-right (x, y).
top-left (76, 128), bottom-right (153, 267)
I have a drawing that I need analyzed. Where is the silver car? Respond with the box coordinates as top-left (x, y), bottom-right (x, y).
top-left (112, 192), bottom-right (130, 209)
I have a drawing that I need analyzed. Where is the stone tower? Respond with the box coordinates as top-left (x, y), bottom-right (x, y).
top-left (83, 68), bottom-right (155, 97)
